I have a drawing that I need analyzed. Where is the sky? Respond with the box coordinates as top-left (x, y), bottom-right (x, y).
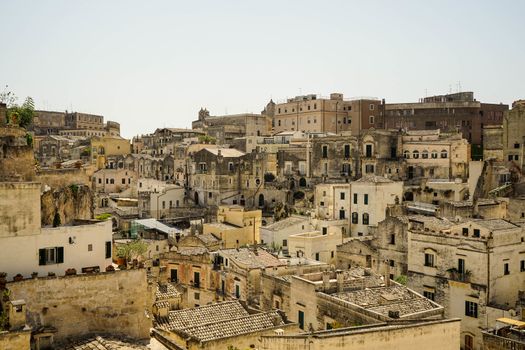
top-left (1, 0), bottom-right (524, 138)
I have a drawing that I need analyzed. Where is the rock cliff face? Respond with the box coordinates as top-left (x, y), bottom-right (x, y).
top-left (41, 184), bottom-right (94, 226)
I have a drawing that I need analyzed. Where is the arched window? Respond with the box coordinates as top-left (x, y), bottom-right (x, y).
top-left (352, 212), bottom-right (358, 224)
top-left (403, 150), bottom-right (410, 159)
top-left (422, 150), bottom-right (429, 159)
top-left (412, 150), bottom-right (419, 159)
top-left (441, 149), bottom-right (448, 158)
top-left (431, 150), bottom-right (438, 159)
top-left (362, 213), bottom-right (369, 225)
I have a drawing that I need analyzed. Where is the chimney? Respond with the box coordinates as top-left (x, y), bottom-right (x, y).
top-left (322, 271), bottom-right (331, 292)
top-left (217, 149), bottom-right (222, 156)
top-left (336, 270), bottom-right (344, 292)
top-left (8, 300), bottom-right (27, 330)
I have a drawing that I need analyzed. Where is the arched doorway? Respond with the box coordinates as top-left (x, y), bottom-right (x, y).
top-left (194, 192), bottom-right (199, 205)
top-left (258, 194), bottom-right (265, 207)
top-left (290, 180), bottom-right (295, 190)
top-left (299, 177), bottom-right (306, 187)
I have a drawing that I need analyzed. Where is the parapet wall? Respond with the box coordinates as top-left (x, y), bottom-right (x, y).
top-left (7, 269), bottom-right (151, 341)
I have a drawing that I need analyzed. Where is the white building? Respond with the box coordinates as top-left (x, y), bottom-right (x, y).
top-left (260, 215), bottom-right (314, 252)
top-left (0, 183), bottom-right (112, 280)
top-left (350, 175), bottom-right (403, 236)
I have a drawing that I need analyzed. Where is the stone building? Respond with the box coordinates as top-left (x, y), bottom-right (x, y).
top-left (261, 267), bottom-right (445, 334)
top-left (350, 175), bottom-right (403, 236)
top-left (188, 147), bottom-right (274, 208)
top-left (401, 130), bottom-right (469, 181)
top-left (154, 301), bottom-right (297, 350)
top-left (134, 127), bottom-right (205, 156)
top-left (192, 107), bottom-right (272, 144)
top-left (203, 205), bottom-right (262, 248)
top-left (260, 215), bottom-right (314, 253)
top-left (272, 93), bottom-right (383, 135)
top-left (0, 126), bottom-right (36, 182)
top-left (406, 217), bottom-right (525, 349)
top-left (31, 110), bottom-right (120, 137)
top-left (90, 135), bottom-right (130, 169)
top-left (382, 92), bottom-right (508, 159)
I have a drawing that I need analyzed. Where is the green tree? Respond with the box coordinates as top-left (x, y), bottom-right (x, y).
top-left (116, 240), bottom-right (148, 265)
top-left (198, 135), bottom-right (216, 144)
top-left (8, 96), bottom-right (35, 128)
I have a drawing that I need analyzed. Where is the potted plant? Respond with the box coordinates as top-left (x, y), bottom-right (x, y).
top-left (2, 289), bottom-right (11, 302)
top-left (105, 265), bottom-right (115, 272)
top-left (65, 268), bottom-right (77, 276)
top-left (13, 274), bottom-right (24, 282)
top-left (47, 272), bottom-right (56, 277)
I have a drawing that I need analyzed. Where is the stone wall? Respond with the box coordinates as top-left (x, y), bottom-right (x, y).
top-left (36, 168), bottom-right (91, 188)
top-left (7, 269), bottom-right (151, 341)
top-left (260, 319), bottom-right (460, 350)
top-left (0, 330), bottom-right (31, 350)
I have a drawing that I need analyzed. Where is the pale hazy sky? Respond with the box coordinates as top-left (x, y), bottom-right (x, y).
top-left (1, 0), bottom-right (524, 138)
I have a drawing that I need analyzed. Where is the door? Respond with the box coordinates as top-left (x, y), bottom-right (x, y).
top-left (464, 335), bottom-right (473, 350)
top-left (298, 310), bottom-right (305, 330)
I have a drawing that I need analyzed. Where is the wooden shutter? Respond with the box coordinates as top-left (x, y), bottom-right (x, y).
top-left (56, 247), bottom-right (64, 264)
top-left (39, 249), bottom-right (46, 266)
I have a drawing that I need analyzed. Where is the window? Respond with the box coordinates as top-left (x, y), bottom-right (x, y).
top-left (339, 210), bottom-right (346, 219)
top-left (423, 291), bottom-right (435, 301)
top-left (322, 227), bottom-right (327, 235)
top-left (369, 104), bottom-right (375, 111)
top-left (110, 179), bottom-right (114, 184)
top-left (403, 150), bottom-right (410, 159)
top-left (431, 150), bottom-right (438, 159)
top-left (322, 145), bottom-right (328, 158)
top-left (352, 212), bottom-right (358, 224)
top-left (504, 263), bottom-right (510, 275)
top-left (193, 271), bottom-right (200, 288)
top-left (362, 213), bottom-right (369, 225)
top-left (369, 116), bottom-right (374, 124)
top-left (458, 258), bottom-right (465, 274)
top-left (38, 247), bottom-right (64, 265)
top-left (282, 239), bottom-right (287, 247)
top-left (98, 178), bottom-right (102, 184)
top-left (121, 178), bottom-right (125, 184)
top-left (340, 192), bottom-right (345, 200)
top-left (424, 253), bottom-right (434, 267)
top-left (462, 228), bottom-right (469, 236)
top-left (521, 260), bottom-right (525, 272)
top-left (88, 244), bottom-right (93, 252)
top-left (422, 150), bottom-right (429, 159)
top-left (353, 193), bottom-right (358, 204)
top-left (344, 144), bottom-right (350, 158)
top-left (412, 150), bottom-right (419, 159)
top-left (389, 260), bottom-right (395, 267)
top-left (105, 241), bottom-right (112, 259)
top-left (365, 164), bottom-right (374, 173)
top-left (515, 143), bottom-right (520, 149)
top-left (465, 301), bottom-right (478, 318)
top-left (441, 150), bottom-right (448, 158)
top-left (365, 144), bottom-right (373, 157)
top-left (508, 155), bottom-right (513, 161)
top-left (194, 292), bottom-right (200, 300)
top-left (235, 284), bottom-right (240, 298)
top-left (315, 252), bottom-right (320, 261)
top-left (389, 234), bottom-right (395, 245)
top-left (364, 194), bottom-right (368, 205)
top-left (473, 229), bottom-right (480, 238)
top-left (228, 162), bottom-right (234, 171)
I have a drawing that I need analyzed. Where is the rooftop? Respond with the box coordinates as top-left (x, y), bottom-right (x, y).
top-left (332, 285), bottom-right (439, 318)
top-left (263, 215), bottom-right (311, 231)
top-left (57, 335), bottom-right (148, 350)
top-left (220, 248), bottom-right (286, 269)
top-left (132, 218), bottom-right (179, 235)
top-left (157, 301), bottom-right (286, 343)
top-left (472, 219), bottom-right (520, 231)
top-left (204, 147), bottom-right (245, 157)
top-left (353, 175), bottom-right (394, 184)
top-left (156, 301), bottom-right (248, 331)
top-left (155, 283), bottom-right (181, 301)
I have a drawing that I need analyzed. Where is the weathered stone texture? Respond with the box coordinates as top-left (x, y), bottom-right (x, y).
top-left (7, 270), bottom-right (151, 341)
top-left (0, 330), bottom-right (31, 350)
top-left (40, 184), bottom-right (94, 226)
